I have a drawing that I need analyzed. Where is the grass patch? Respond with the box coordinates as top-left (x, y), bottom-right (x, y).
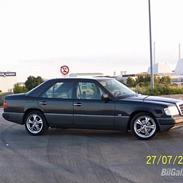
top-left (134, 85), bottom-right (183, 96)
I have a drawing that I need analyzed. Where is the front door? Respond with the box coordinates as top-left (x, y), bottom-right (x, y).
top-left (73, 80), bottom-right (115, 129)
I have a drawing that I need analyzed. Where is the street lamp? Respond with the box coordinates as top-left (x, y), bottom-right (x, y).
top-left (148, 0), bottom-right (154, 92)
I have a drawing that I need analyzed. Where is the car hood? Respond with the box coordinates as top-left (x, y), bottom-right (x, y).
top-left (121, 95), bottom-right (182, 105)
top-left (144, 96), bottom-right (182, 104)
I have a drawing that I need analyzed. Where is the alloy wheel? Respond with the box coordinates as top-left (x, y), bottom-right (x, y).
top-left (26, 114), bottom-right (44, 134)
top-left (133, 115), bottom-right (156, 139)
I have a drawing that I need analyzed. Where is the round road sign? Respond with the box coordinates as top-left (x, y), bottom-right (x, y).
top-left (60, 65), bottom-right (69, 75)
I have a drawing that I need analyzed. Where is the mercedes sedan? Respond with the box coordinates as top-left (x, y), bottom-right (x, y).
top-left (2, 77), bottom-right (183, 139)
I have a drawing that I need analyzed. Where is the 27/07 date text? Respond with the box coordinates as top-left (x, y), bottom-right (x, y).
top-left (146, 155), bottom-right (183, 166)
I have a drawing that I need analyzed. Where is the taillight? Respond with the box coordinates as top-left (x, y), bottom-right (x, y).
top-left (3, 101), bottom-right (8, 109)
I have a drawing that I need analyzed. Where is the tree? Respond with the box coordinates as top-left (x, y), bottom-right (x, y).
top-left (126, 77), bottom-right (136, 87)
top-left (13, 84), bottom-right (28, 93)
top-left (25, 76), bottom-right (44, 91)
top-left (135, 75), bottom-right (151, 87)
top-left (159, 76), bottom-right (171, 85)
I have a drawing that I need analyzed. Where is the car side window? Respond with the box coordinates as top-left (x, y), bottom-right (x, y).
top-left (76, 82), bottom-right (104, 100)
top-left (41, 82), bottom-right (73, 99)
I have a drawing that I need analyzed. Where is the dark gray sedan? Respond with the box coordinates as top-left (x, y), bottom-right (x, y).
top-left (2, 77), bottom-right (183, 139)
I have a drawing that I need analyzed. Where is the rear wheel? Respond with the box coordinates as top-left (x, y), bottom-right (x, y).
top-left (25, 111), bottom-right (48, 135)
top-left (131, 113), bottom-right (157, 140)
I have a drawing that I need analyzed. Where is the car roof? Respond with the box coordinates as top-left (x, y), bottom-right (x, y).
top-left (46, 77), bottom-right (114, 82)
top-left (27, 76), bottom-right (114, 97)
top-left (26, 77), bottom-right (116, 97)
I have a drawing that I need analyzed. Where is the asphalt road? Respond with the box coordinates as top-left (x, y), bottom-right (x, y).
top-left (0, 109), bottom-right (183, 183)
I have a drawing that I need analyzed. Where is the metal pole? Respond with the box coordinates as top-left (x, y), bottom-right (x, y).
top-left (148, 0), bottom-right (154, 92)
top-left (153, 42), bottom-right (156, 65)
top-left (179, 43), bottom-right (181, 60)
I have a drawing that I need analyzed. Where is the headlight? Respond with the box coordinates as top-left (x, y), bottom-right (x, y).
top-left (164, 105), bottom-right (179, 116)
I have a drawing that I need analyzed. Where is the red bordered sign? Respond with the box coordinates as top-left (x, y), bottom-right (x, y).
top-left (60, 65), bottom-right (69, 75)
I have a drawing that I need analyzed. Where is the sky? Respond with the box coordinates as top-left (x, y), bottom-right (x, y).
top-left (0, 0), bottom-right (183, 82)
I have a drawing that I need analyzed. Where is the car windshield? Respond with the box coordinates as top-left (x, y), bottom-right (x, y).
top-left (98, 79), bottom-right (136, 98)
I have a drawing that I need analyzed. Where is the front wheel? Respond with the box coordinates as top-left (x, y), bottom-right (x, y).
top-left (131, 113), bottom-right (157, 140)
top-left (25, 111), bottom-right (48, 135)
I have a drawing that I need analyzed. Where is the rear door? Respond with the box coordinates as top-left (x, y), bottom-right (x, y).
top-left (37, 80), bottom-right (74, 127)
top-left (73, 80), bottom-right (115, 129)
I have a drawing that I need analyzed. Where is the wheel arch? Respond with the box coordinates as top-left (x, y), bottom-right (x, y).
top-left (127, 110), bottom-right (160, 131)
top-left (23, 108), bottom-right (45, 124)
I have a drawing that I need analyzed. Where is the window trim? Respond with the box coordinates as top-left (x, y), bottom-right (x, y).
top-left (74, 80), bottom-right (108, 101)
top-left (38, 80), bottom-right (74, 100)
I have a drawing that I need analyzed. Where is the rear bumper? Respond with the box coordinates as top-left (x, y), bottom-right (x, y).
top-left (2, 112), bottom-right (24, 124)
top-left (157, 116), bottom-right (183, 132)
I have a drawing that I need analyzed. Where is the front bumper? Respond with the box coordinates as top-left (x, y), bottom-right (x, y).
top-left (157, 116), bottom-right (183, 132)
top-left (171, 116), bottom-right (183, 129)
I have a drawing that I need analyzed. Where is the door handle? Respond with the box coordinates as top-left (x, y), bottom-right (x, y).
top-left (73, 103), bottom-right (82, 107)
top-left (39, 101), bottom-right (47, 105)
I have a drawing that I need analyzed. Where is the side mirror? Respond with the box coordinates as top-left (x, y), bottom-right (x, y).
top-left (102, 94), bottom-right (110, 102)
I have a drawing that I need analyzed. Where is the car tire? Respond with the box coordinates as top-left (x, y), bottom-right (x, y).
top-left (25, 110), bottom-right (48, 135)
top-left (130, 112), bottom-right (157, 140)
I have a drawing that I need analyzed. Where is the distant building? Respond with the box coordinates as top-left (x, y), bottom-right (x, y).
top-left (69, 73), bottom-right (103, 77)
top-left (170, 59), bottom-right (183, 85)
top-left (119, 74), bottom-right (137, 84)
top-left (146, 60), bottom-right (183, 85)
top-left (175, 59), bottom-right (183, 75)
top-left (0, 72), bottom-right (17, 93)
top-left (171, 75), bottom-right (183, 85)
top-left (148, 63), bottom-right (172, 74)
